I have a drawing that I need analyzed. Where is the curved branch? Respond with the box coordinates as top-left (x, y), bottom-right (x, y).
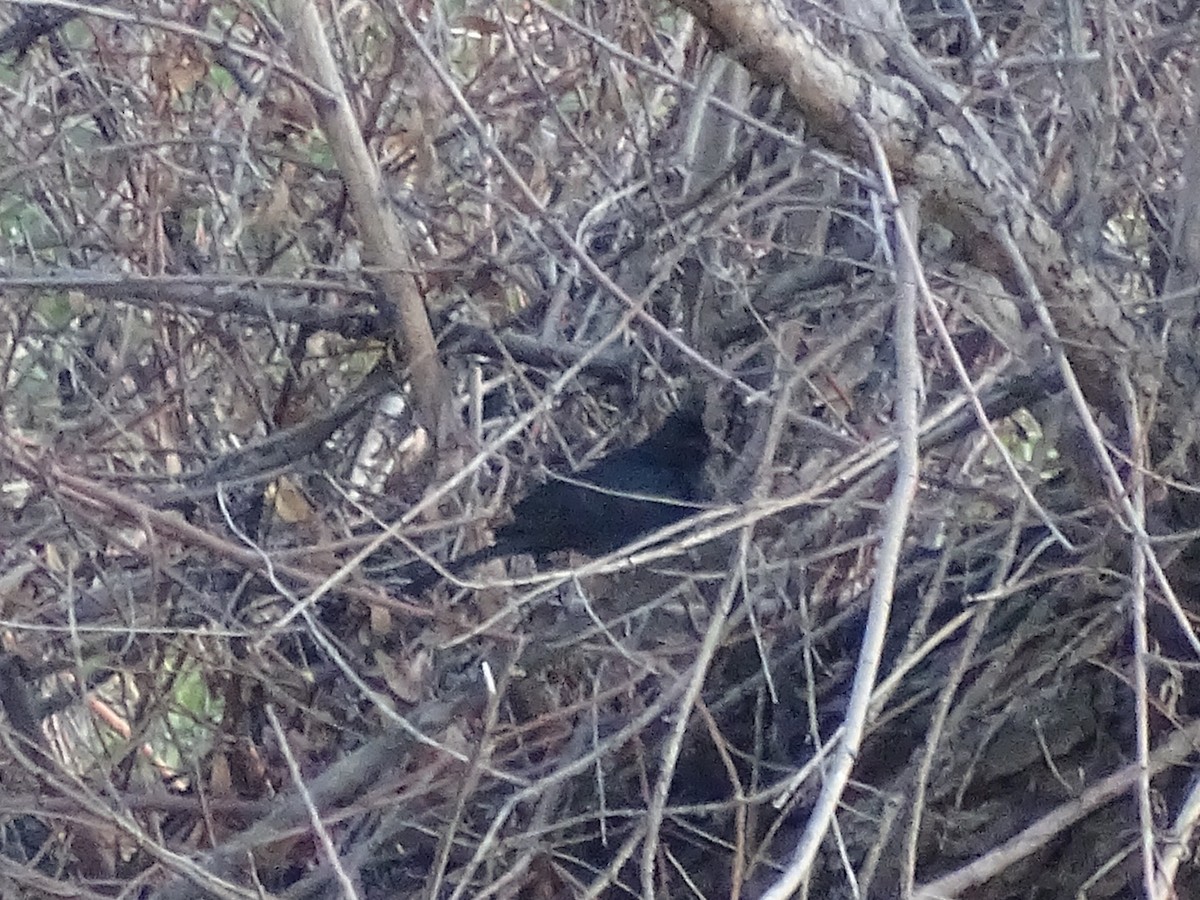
top-left (281, 0), bottom-right (459, 444)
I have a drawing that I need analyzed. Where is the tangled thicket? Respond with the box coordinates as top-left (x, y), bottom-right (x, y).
top-left (1, 1), bottom-right (1199, 898)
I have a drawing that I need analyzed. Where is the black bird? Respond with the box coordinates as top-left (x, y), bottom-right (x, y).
top-left (398, 408), bottom-right (711, 591)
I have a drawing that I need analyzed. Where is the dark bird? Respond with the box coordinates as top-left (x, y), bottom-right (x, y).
top-left (398, 408), bottom-right (711, 591)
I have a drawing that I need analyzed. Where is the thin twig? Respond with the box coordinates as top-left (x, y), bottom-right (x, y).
top-left (761, 120), bottom-right (922, 900)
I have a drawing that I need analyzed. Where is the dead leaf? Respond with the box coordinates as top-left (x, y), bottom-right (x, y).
top-left (270, 477), bottom-right (313, 523)
top-left (375, 646), bottom-right (431, 704)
